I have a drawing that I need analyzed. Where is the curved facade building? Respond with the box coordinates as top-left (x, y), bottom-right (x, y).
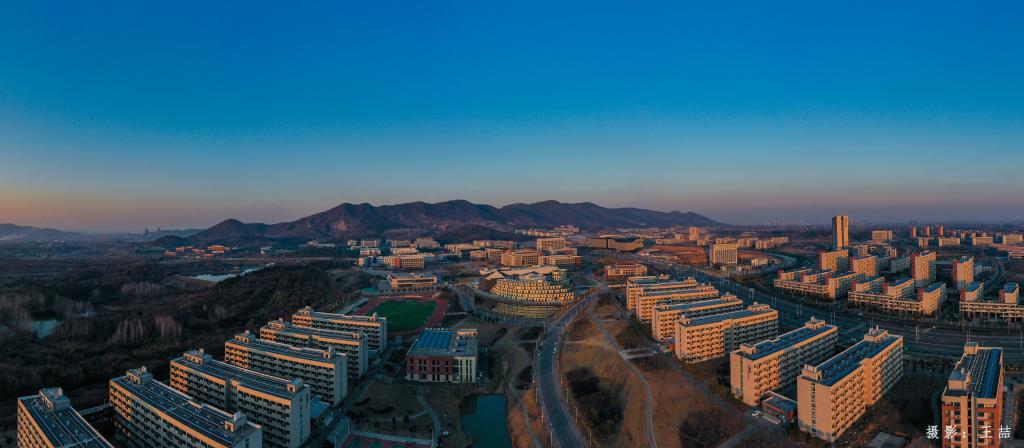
top-left (485, 266), bottom-right (576, 302)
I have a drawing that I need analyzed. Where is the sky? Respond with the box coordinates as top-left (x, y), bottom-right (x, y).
top-left (1, 1), bottom-right (1022, 231)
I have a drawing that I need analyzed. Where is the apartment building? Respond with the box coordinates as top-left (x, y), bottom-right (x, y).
top-left (170, 350), bottom-right (311, 448)
top-left (999, 234), bottom-right (1023, 245)
top-left (109, 367), bottom-right (263, 448)
top-left (626, 276), bottom-right (719, 321)
top-left (774, 269), bottom-right (862, 300)
top-left (260, 319), bottom-right (368, 379)
top-left (959, 282), bottom-right (1024, 321)
top-left (650, 295), bottom-right (742, 341)
top-left (500, 249), bottom-right (542, 267)
top-left (797, 328), bottom-right (904, 442)
top-left (471, 240), bottom-right (515, 249)
top-left (819, 250), bottom-right (850, 272)
top-left (538, 254), bottom-right (582, 270)
top-left (604, 263), bottom-right (647, 281)
top-left (710, 243), bottom-right (739, 265)
top-left (405, 329), bottom-right (478, 383)
top-left (292, 307), bottom-right (388, 354)
top-left (871, 230), bottom-right (893, 242)
top-left (848, 278), bottom-right (942, 316)
top-left (225, 332), bottom-right (347, 405)
top-left (386, 272), bottom-right (438, 292)
top-left (889, 256), bottom-right (911, 274)
top-left (832, 215), bottom-right (849, 249)
top-left (941, 343), bottom-right (1004, 448)
top-left (536, 237), bottom-right (567, 251)
top-left (17, 387), bottom-right (114, 448)
top-left (730, 318), bottom-right (838, 406)
top-left (912, 251), bottom-right (938, 287)
top-left (381, 254), bottom-right (425, 270)
top-left (674, 303), bottom-right (778, 363)
top-left (485, 266), bottom-right (576, 302)
top-left (850, 255), bottom-right (878, 277)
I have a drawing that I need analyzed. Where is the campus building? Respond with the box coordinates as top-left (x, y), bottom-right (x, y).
top-left (960, 282), bottom-right (1024, 322)
top-left (588, 237), bottom-right (644, 252)
top-left (485, 266), bottom-right (576, 302)
top-left (17, 387), bottom-right (114, 448)
top-left (848, 278), bottom-right (944, 316)
top-left (941, 343), bottom-right (1004, 448)
top-left (674, 303), bottom-right (778, 363)
top-left (650, 295), bottom-right (743, 341)
top-left (912, 251), bottom-right (937, 287)
top-left (871, 230), bottom-right (893, 242)
top-left (710, 243), bottom-right (739, 265)
top-left (850, 255), bottom-right (878, 277)
top-left (604, 263), bottom-right (648, 282)
top-left (536, 237), bottom-right (567, 251)
top-left (952, 257), bottom-right (975, 290)
top-left (292, 307), bottom-right (388, 354)
top-left (170, 350), bottom-right (312, 448)
top-left (773, 269), bottom-right (862, 300)
top-left (832, 215), bottom-right (849, 249)
top-left (109, 367), bottom-right (263, 448)
top-left (819, 249), bottom-right (850, 272)
top-left (797, 328), bottom-right (904, 442)
top-left (225, 331), bottom-right (347, 405)
top-left (260, 319), bottom-right (368, 379)
top-left (381, 254), bottom-right (425, 270)
top-left (500, 249), bottom-right (542, 267)
top-left (405, 329), bottom-right (478, 383)
top-left (386, 272), bottom-right (438, 292)
top-left (730, 318), bottom-right (838, 406)
top-left (538, 254), bottom-right (582, 270)
top-left (626, 276), bottom-right (720, 321)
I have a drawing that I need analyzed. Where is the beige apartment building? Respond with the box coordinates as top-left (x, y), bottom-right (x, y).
top-left (170, 349), bottom-right (312, 448)
top-left (292, 306), bottom-right (388, 354)
top-left (674, 303), bottom-right (778, 363)
top-left (500, 249), bottom-right (541, 267)
top-left (952, 256), bottom-right (975, 290)
top-left (536, 237), bottom-right (567, 251)
top-left (109, 367), bottom-right (263, 448)
top-left (710, 243), bottom-right (739, 265)
top-left (912, 251), bottom-right (937, 287)
top-left (960, 282), bottom-right (1024, 321)
top-left (538, 254), bottom-right (581, 270)
top-left (819, 249), bottom-right (850, 272)
top-left (485, 266), bottom-right (576, 302)
top-left (626, 276), bottom-right (719, 321)
top-left (774, 269), bottom-right (862, 300)
top-left (848, 278), bottom-right (943, 316)
top-left (730, 318), bottom-right (838, 406)
top-left (850, 255), bottom-right (878, 277)
top-left (260, 319), bottom-right (368, 379)
top-left (604, 263), bottom-right (647, 281)
top-left (797, 328), bottom-right (904, 442)
top-left (17, 387), bottom-right (114, 448)
top-left (650, 295), bottom-right (742, 341)
top-left (832, 215), bottom-right (849, 249)
top-left (941, 343), bottom-right (1004, 448)
top-left (871, 230), bottom-right (893, 242)
top-left (225, 331), bottom-right (347, 405)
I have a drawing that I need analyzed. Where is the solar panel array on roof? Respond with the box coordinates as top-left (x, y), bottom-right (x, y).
top-left (412, 329), bottom-right (454, 351)
top-left (684, 307), bottom-right (773, 327)
top-left (740, 324), bottom-right (836, 361)
top-left (18, 394), bottom-right (114, 448)
top-left (174, 353), bottom-right (301, 399)
top-left (813, 336), bottom-right (899, 386)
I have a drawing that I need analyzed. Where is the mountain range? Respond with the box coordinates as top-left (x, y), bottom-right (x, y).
top-left (184, 200), bottom-right (722, 246)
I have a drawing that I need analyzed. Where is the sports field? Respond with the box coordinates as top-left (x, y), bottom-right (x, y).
top-left (365, 300), bottom-right (438, 332)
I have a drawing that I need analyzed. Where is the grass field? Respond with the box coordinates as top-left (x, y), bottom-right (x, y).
top-left (366, 300), bottom-right (437, 332)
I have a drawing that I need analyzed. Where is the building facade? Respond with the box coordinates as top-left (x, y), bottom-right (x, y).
top-left (405, 329), bottom-right (478, 383)
top-left (674, 303), bottom-right (778, 363)
top-left (109, 367), bottom-right (263, 448)
top-left (260, 319), bottom-right (368, 380)
top-left (797, 328), bottom-right (904, 442)
top-left (730, 318), bottom-right (838, 406)
top-left (224, 332), bottom-right (347, 405)
top-left (170, 349), bottom-right (312, 448)
top-left (941, 343), bottom-right (1004, 448)
top-left (292, 307), bottom-right (388, 354)
top-left (650, 295), bottom-right (743, 341)
top-left (485, 266), bottom-right (576, 302)
top-left (832, 215), bottom-right (849, 249)
top-left (386, 272), bottom-right (438, 292)
top-left (626, 276), bottom-right (719, 321)
top-left (912, 251), bottom-right (938, 287)
top-left (710, 243), bottom-right (739, 265)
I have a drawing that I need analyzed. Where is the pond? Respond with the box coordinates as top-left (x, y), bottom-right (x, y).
top-left (461, 394), bottom-right (511, 448)
top-left (31, 319), bottom-right (62, 339)
top-left (190, 267), bottom-right (262, 283)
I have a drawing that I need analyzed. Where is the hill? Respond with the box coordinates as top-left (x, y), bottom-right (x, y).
top-left (185, 200), bottom-right (723, 246)
top-left (0, 223), bottom-right (85, 242)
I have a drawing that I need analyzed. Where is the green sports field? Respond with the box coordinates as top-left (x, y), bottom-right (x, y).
top-left (365, 300), bottom-right (437, 332)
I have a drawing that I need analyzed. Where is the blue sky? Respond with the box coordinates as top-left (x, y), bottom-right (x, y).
top-left (1, 1), bottom-right (1022, 231)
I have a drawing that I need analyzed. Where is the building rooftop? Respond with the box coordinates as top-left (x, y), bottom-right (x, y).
top-left (946, 343), bottom-right (1002, 399)
top-left (111, 368), bottom-right (260, 445)
top-left (295, 306), bottom-right (385, 323)
top-left (387, 271), bottom-right (436, 280)
top-left (736, 318), bottom-right (836, 361)
top-left (1005, 282), bottom-right (1020, 293)
top-left (807, 329), bottom-right (901, 386)
top-left (17, 388), bottom-right (114, 448)
top-left (655, 296), bottom-right (740, 312)
top-left (409, 328), bottom-right (478, 357)
top-left (964, 281), bottom-right (984, 293)
top-left (263, 319), bottom-right (363, 341)
top-left (172, 349), bottom-right (305, 400)
top-left (227, 331), bottom-right (344, 364)
top-left (923, 282), bottom-right (945, 293)
top-left (681, 304), bottom-right (774, 327)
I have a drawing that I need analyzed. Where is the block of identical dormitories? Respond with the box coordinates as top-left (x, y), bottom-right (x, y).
top-left (650, 295), bottom-right (743, 341)
top-left (291, 306), bottom-right (387, 355)
top-left (109, 367), bottom-right (263, 448)
top-left (674, 303), bottom-right (778, 363)
top-left (225, 331), bottom-right (347, 406)
top-left (170, 349), bottom-right (312, 448)
top-left (260, 318), bottom-right (368, 380)
top-left (730, 317), bottom-right (838, 406)
top-left (17, 387), bottom-right (114, 448)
